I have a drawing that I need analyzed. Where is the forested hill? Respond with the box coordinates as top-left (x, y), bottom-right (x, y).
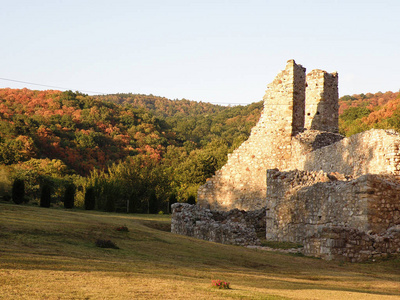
top-left (97, 93), bottom-right (264, 147)
top-left (0, 88), bottom-right (263, 210)
top-left (0, 88), bottom-right (176, 175)
top-left (99, 90), bottom-right (400, 144)
top-left (339, 91), bottom-right (400, 136)
top-left (1, 87), bottom-right (399, 213)
top-left (95, 93), bottom-right (226, 118)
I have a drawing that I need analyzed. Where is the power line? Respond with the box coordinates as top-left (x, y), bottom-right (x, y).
top-left (208, 101), bottom-right (257, 106)
top-left (0, 76), bottom-right (259, 106)
top-left (0, 77), bottom-right (105, 95)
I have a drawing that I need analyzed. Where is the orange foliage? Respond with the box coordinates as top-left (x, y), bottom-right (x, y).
top-left (339, 91), bottom-right (400, 129)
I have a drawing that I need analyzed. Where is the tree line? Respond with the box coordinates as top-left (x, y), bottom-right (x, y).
top-left (0, 88), bottom-right (262, 212)
top-left (2, 88), bottom-right (398, 213)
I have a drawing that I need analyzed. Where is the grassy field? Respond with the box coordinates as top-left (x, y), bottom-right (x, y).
top-left (0, 203), bottom-right (399, 299)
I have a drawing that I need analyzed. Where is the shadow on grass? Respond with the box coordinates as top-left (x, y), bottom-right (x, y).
top-left (1, 203), bottom-right (400, 299)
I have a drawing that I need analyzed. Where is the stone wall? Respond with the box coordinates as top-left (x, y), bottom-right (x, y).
top-left (197, 60), bottom-right (400, 212)
top-left (193, 59), bottom-right (400, 261)
top-left (305, 70), bottom-right (339, 133)
top-left (198, 127), bottom-right (400, 211)
top-left (304, 226), bottom-right (400, 262)
top-left (266, 169), bottom-right (400, 261)
top-left (198, 60), bottom-right (342, 211)
top-left (171, 203), bottom-right (266, 246)
top-left (197, 60), bottom-right (308, 211)
top-left (298, 129), bottom-right (400, 177)
top-left (263, 59), bottom-right (306, 136)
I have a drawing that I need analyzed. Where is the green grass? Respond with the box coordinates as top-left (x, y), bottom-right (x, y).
top-left (260, 241), bottom-right (303, 250)
top-left (1, 203), bottom-right (400, 299)
top-left (257, 232), bottom-right (303, 249)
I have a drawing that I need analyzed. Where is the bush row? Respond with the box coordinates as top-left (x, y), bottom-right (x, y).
top-left (6, 179), bottom-right (195, 213)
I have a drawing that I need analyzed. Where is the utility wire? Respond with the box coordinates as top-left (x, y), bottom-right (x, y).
top-left (209, 101), bottom-right (257, 106)
top-left (0, 76), bottom-right (258, 106)
top-left (0, 77), bottom-right (105, 95)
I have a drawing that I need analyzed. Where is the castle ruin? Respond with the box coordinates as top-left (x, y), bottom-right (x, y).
top-left (172, 60), bottom-right (400, 262)
top-left (197, 60), bottom-right (343, 211)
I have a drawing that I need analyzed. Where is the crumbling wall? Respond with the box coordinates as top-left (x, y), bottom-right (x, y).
top-left (304, 226), bottom-right (400, 262)
top-left (171, 203), bottom-right (265, 246)
top-left (305, 70), bottom-right (339, 133)
top-left (197, 60), bottom-right (307, 211)
top-left (197, 60), bottom-right (341, 211)
top-left (266, 169), bottom-right (400, 261)
top-left (175, 59), bottom-right (400, 262)
top-left (263, 59), bottom-right (306, 136)
top-left (298, 129), bottom-right (400, 177)
top-left (290, 130), bottom-right (344, 157)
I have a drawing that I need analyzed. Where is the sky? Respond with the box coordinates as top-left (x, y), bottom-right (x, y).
top-left (1, 0), bottom-right (399, 105)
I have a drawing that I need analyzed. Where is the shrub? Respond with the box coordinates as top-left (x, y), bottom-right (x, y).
top-left (141, 198), bottom-right (149, 214)
top-left (63, 184), bottom-right (75, 209)
top-left (95, 239), bottom-right (119, 249)
top-left (148, 190), bottom-right (158, 214)
top-left (129, 192), bottom-right (143, 213)
top-left (168, 193), bottom-right (177, 214)
top-left (84, 187), bottom-right (96, 210)
top-left (187, 195), bottom-right (196, 205)
top-left (40, 183), bottom-right (52, 208)
top-left (12, 179), bottom-right (25, 204)
top-left (211, 280), bottom-right (230, 289)
top-left (104, 196), bottom-right (115, 212)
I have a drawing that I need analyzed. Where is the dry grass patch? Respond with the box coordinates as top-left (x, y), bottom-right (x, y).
top-left (1, 203), bottom-right (399, 299)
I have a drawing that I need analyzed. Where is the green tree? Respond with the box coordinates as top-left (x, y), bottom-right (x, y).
top-left (187, 195), bottom-right (196, 205)
top-left (104, 195), bottom-right (115, 212)
top-left (84, 187), bottom-right (96, 210)
top-left (40, 182), bottom-right (52, 208)
top-left (148, 190), bottom-right (158, 214)
top-left (340, 107), bottom-right (371, 122)
top-left (12, 179), bottom-right (25, 204)
top-left (168, 193), bottom-right (177, 214)
top-left (63, 184), bottom-right (75, 209)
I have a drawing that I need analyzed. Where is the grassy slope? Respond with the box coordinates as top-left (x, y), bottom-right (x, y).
top-left (0, 203), bottom-right (399, 300)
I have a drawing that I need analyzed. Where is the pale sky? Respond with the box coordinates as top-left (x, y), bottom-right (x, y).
top-left (1, 0), bottom-right (399, 105)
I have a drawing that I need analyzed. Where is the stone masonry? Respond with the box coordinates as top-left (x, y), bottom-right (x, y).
top-left (197, 60), bottom-right (400, 211)
top-left (266, 169), bottom-right (400, 262)
top-left (171, 203), bottom-right (266, 246)
top-left (173, 59), bottom-right (400, 262)
top-left (305, 69), bottom-right (339, 133)
top-left (197, 60), bottom-right (318, 210)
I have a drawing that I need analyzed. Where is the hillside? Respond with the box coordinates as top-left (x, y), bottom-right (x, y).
top-left (339, 91), bottom-right (400, 136)
top-left (95, 93), bottom-right (227, 118)
top-left (1, 203), bottom-right (400, 299)
top-left (0, 88), bottom-right (175, 175)
top-left (0, 88), bottom-right (262, 209)
top-left (1, 87), bottom-right (400, 212)
top-left (97, 93), bottom-right (264, 147)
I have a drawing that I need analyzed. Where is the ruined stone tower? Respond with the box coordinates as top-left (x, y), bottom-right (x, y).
top-left (197, 60), bottom-right (340, 211)
top-left (263, 59), bottom-right (306, 137)
top-left (305, 70), bottom-right (339, 133)
top-left (177, 60), bottom-right (400, 262)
